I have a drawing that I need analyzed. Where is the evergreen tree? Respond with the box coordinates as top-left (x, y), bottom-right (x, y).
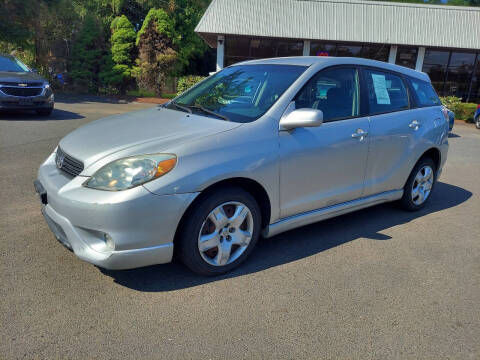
top-left (70, 14), bottom-right (104, 92)
top-left (100, 15), bottom-right (136, 94)
top-left (134, 8), bottom-right (178, 96)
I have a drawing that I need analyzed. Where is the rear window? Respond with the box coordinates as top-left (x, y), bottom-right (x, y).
top-left (408, 78), bottom-right (442, 107)
top-left (364, 69), bottom-right (409, 115)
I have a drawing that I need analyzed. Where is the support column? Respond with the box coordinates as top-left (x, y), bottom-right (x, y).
top-left (415, 46), bottom-right (426, 71)
top-left (216, 35), bottom-right (225, 71)
top-left (302, 40), bottom-right (311, 56)
top-left (388, 45), bottom-right (398, 64)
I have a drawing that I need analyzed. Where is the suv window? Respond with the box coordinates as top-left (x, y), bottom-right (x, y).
top-left (295, 67), bottom-right (360, 122)
top-left (408, 78), bottom-right (442, 107)
top-left (364, 69), bottom-right (409, 115)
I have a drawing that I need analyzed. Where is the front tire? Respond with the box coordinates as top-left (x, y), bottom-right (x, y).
top-left (475, 116), bottom-right (480, 129)
top-left (399, 158), bottom-right (436, 211)
top-left (178, 186), bottom-right (262, 276)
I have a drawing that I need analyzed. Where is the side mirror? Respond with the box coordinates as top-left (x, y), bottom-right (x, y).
top-left (31, 68), bottom-right (38, 73)
top-left (280, 108), bottom-right (323, 130)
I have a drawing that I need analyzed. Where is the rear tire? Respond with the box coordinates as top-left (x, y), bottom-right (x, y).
top-left (37, 108), bottom-right (53, 116)
top-left (399, 158), bottom-right (436, 211)
top-left (475, 116), bottom-right (480, 129)
top-left (178, 186), bottom-right (262, 276)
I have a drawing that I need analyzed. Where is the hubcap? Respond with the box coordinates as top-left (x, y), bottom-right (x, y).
top-left (198, 202), bottom-right (254, 266)
top-left (411, 165), bottom-right (434, 205)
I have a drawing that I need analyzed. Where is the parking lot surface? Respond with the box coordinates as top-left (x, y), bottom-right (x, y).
top-left (1, 98), bottom-right (479, 359)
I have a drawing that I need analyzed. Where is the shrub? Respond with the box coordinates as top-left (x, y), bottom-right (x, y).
top-left (177, 75), bottom-right (205, 94)
top-left (440, 96), bottom-right (477, 122)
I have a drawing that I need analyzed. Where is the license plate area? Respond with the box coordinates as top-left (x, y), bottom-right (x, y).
top-left (19, 98), bottom-right (34, 106)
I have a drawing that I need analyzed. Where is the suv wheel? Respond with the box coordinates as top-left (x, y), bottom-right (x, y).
top-left (399, 158), bottom-right (436, 211)
top-left (178, 186), bottom-right (261, 275)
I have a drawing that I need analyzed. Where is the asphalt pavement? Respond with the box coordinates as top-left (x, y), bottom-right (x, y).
top-left (1, 97), bottom-right (479, 359)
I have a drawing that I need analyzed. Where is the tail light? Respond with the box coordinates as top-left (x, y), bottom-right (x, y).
top-left (477, 104), bottom-right (480, 109)
top-left (441, 106), bottom-right (449, 122)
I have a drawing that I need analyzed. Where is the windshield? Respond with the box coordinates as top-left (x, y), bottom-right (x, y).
top-left (0, 56), bottom-right (30, 72)
top-left (170, 64), bottom-right (307, 123)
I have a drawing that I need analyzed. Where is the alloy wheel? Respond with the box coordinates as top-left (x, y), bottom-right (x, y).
top-left (411, 165), bottom-right (434, 206)
top-left (198, 202), bottom-right (254, 266)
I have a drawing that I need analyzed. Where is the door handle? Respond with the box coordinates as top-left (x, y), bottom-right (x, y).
top-left (352, 129), bottom-right (368, 139)
top-left (409, 120), bottom-right (421, 130)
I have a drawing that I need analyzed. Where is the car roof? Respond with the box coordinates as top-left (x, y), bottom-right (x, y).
top-left (234, 56), bottom-right (430, 82)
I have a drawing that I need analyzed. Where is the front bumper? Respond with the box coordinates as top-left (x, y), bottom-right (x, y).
top-left (0, 89), bottom-right (54, 110)
top-left (35, 151), bottom-right (198, 270)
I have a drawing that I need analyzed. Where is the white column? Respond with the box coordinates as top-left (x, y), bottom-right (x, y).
top-left (388, 45), bottom-right (398, 64)
top-left (216, 35), bottom-right (225, 71)
top-left (302, 40), bottom-right (311, 56)
top-left (415, 46), bottom-right (426, 71)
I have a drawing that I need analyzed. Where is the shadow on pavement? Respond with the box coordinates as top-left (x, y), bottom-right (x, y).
top-left (101, 182), bottom-right (472, 292)
top-left (448, 132), bottom-right (460, 138)
top-left (0, 108), bottom-right (84, 121)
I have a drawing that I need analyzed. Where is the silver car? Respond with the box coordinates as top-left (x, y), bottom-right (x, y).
top-left (35, 57), bottom-right (449, 275)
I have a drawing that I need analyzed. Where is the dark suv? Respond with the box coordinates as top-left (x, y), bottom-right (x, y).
top-left (0, 54), bottom-right (54, 116)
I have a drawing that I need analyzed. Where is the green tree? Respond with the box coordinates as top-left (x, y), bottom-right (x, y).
top-left (166, 0), bottom-right (210, 74)
top-left (100, 15), bottom-right (136, 94)
top-left (134, 8), bottom-right (178, 95)
top-left (70, 14), bottom-right (104, 92)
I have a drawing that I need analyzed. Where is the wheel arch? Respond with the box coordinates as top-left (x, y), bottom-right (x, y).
top-left (418, 147), bottom-right (441, 172)
top-left (173, 177), bottom-right (272, 247)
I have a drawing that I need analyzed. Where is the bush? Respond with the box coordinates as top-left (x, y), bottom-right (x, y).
top-left (177, 75), bottom-right (205, 94)
top-left (439, 96), bottom-right (477, 122)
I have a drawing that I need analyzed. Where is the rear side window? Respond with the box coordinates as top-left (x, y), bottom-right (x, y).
top-left (408, 78), bottom-right (442, 107)
top-left (364, 69), bottom-right (409, 115)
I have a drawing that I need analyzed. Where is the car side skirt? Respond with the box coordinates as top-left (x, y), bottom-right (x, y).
top-left (263, 189), bottom-right (404, 238)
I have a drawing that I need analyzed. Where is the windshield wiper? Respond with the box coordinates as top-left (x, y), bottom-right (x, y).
top-left (170, 101), bottom-right (192, 114)
top-left (187, 105), bottom-right (230, 121)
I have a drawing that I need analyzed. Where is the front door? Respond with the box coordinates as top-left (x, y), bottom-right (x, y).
top-left (279, 67), bottom-right (370, 218)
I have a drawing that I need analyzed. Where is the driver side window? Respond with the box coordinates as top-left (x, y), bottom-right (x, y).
top-left (295, 67), bottom-right (360, 122)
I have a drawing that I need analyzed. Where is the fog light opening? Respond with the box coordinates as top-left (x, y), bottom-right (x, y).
top-left (103, 233), bottom-right (115, 250)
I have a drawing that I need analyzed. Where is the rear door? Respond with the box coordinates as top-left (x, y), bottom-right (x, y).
top-left (361, 68), bottom-right (423, 196)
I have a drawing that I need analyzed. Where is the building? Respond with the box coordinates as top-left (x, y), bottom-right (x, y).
top-left (195, 0), bottom-right (480, 102)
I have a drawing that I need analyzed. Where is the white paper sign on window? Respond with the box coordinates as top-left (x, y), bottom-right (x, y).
top-left (371, 74), bottom-right (391, 105)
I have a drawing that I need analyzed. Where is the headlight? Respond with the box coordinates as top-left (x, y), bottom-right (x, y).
top-left (84, 154), bottom-right (177, 191)
top-left (44, 82), bottom-right (50, 89)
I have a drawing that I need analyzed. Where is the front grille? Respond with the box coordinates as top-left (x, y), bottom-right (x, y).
top-left (56, 147), bottom-right (84, 177)
top-left (0, 82), bottom-right (43, 87)
top-left (0, 87), bottom-right (43, 97)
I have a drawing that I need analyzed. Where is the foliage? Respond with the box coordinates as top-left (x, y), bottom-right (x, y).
top-left (440, 95), bottom-right (462, 110)
top-left (177, 75), bottom-right (206, 94)
top-left (100, 15), bottom-right (136, 94)
top-left (110, 15), bottom-right (136, 65)
top-left (440, 96), bottom-right (477, 122)
top-left (70, 14), bottom-right (105, 92)
top-left (169, 0), bottom-right (210, 74)
top-left (134, 8), bottom-right (178, 96)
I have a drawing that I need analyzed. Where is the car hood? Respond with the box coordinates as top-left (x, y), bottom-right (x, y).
top-left (0, 71), bottom-right (46, 83)
top-left (58, 106), bottom-right (242, 171)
